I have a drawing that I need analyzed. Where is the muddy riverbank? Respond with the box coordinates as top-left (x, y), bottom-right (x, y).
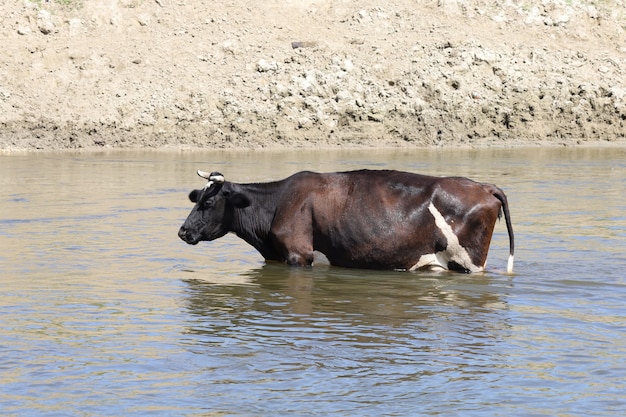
top-left (1, 0), bottom-right (625, 151)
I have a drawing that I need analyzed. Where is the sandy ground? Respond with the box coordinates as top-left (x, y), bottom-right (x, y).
top-left (1, 0), bottom-right (625, 151)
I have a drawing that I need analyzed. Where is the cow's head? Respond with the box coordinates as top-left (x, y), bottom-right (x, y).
top-left (178, 171), bottom-right (250, 245)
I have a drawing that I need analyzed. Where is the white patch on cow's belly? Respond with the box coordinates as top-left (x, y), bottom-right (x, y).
top-left (410, 203), bottom-right (484, 273)
top-left (409, 253), bottom-right (447, 271)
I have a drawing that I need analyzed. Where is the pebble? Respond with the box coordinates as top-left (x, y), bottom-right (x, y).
top-left (257, 59), bottom-right (279, 73)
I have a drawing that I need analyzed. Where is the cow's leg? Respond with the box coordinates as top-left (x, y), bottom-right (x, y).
top-left (453, 199), bottom-right (500, 270)
top-left (273, 234), bottom-right (314, 266)
top-left (270, 216), bottom-right (315, 267)
top-left (427, 202), bottom-right (485, 272)
top-left (286, 250), bottom-right (314, 267)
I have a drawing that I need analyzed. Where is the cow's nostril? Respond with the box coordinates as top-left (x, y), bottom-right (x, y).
top-left (178, 227), bottom-right (187, 240)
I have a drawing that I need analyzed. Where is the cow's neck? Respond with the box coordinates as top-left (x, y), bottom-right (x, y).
top-left (230, 182), bottom-right (283, 261)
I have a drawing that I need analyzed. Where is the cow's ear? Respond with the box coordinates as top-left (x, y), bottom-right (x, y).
top-left (189, 190), bottom-right (201, 203)
top-left (228, 192), bottom-right (251, 208)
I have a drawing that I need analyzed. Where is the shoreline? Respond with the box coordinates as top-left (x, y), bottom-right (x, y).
top-left (2, 138), bottom-right (624, 155)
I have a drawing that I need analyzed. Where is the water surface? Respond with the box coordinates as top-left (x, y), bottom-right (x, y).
top-left (1, 147), bottom-right (624, 416)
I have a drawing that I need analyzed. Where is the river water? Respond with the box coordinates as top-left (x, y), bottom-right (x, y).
top-left (1, 147), bottom-right (624, 416)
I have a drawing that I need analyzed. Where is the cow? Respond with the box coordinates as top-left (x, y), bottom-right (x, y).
top-left (178, 169), bottom-right (514, 273)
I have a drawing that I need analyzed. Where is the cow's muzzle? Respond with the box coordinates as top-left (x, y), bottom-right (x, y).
top-left (178, 226), bottom-right (199, 245)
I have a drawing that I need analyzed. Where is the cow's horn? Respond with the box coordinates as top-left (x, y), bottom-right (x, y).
top-left (197, 170), bottom-right (225, 189)
top-left (197, 170), bottom-right (225, 182)
top-left (209, 173), bottom-right (225, 183)
top-left (197, 170), bottom-right (212, 180)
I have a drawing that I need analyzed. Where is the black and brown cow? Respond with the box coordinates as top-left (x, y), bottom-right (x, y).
top-left (178, 169), bottom-right (514, 273)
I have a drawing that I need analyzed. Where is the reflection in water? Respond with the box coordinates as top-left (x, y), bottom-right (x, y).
top-left (180, 267), bottom-right (513, 413)
top-left (185, 263), bottom-right (508, 319)
top-left (1, 147), bottom-right (625, 416)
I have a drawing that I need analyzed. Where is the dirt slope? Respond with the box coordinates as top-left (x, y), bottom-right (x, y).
top-left (1, 0), bottom-right (625, 150)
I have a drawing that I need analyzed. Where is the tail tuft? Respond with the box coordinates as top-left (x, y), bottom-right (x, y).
top-left (507, 254), bottom-right (514, 274)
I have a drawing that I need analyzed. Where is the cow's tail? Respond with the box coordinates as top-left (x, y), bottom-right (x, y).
top-left (491, 186), bottom-right (515, 273)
